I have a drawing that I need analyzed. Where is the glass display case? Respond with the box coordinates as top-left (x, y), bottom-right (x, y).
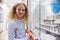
top-left (40, 0), bottom-right (60, 40)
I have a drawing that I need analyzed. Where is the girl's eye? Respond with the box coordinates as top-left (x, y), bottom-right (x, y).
top-left (22, 9), bottom-right (25, 11)
top-left (17, 8), bottom-right (25, 12)
top-left (18, 9), bottom-right (21, 11)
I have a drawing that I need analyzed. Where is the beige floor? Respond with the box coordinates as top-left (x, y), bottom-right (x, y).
top-left (0, 30), bottom-right (8, 40)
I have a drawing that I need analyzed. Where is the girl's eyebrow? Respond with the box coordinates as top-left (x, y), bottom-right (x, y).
top-left (18, 8), bottom-right (25, 9)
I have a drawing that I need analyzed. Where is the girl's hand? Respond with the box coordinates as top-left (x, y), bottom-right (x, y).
top-left (26, 29), bottom-right (35, 40)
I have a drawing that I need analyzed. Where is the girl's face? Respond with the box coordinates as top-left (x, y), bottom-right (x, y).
top-left (16, 4), bottom-right (25, 18)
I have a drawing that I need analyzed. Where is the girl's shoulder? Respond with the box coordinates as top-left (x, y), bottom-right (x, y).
top-left (8, 19), bottom-right (25, 26)
top-left (9, 19), bottom-right (24, 24)
top-left (8, 19), bottom-right (17, 25)
top-left (8, 19), bottom-right (18, 28)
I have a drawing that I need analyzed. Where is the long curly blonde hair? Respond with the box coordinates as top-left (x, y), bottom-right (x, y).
top-left (8, 3), bottom-right (29, 25)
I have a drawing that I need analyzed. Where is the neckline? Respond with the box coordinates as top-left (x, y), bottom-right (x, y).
top-left (15, 19), bottom-right (22, 22)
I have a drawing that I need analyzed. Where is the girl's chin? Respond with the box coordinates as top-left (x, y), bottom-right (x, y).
top-left (19, 15), bottom-right (24, 18)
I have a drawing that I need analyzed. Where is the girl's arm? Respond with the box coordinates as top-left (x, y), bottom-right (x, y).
top-left (8, 22), bottom-right (16, 40)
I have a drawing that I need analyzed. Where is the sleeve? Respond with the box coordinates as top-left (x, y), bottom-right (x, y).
top-left (8, 21), bottom-right (16, 40)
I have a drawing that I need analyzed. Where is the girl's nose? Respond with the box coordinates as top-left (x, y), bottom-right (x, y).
top-left (19, 10), bottom-right (23, 13)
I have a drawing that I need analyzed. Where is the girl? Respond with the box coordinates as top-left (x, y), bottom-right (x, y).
top-left (8, 3), bottom-right (29, 40)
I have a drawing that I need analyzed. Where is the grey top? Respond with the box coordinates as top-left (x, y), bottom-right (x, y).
top-left (8, 19), bottom-right (29, 40)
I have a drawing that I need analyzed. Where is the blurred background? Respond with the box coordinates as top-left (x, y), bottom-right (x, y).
top-left (0, 0), bottom-right (60, 40)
